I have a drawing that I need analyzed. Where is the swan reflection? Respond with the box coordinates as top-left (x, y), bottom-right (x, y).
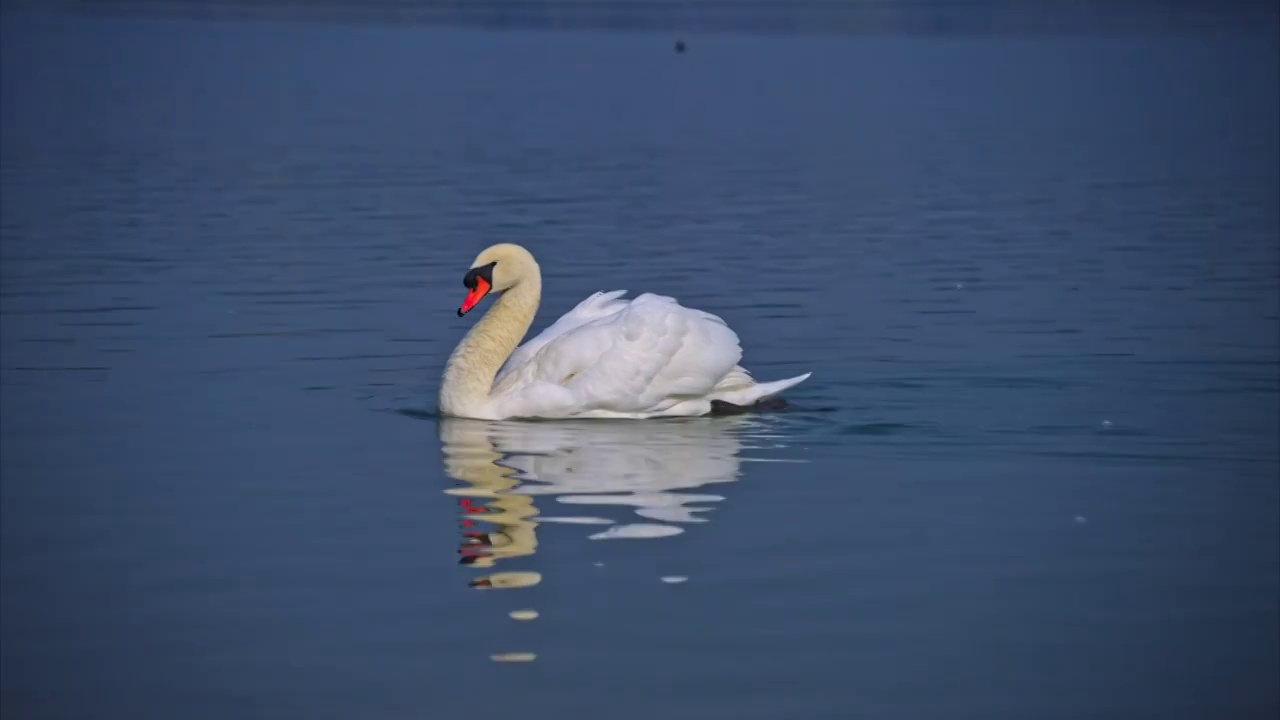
top-left (438, 416), bottom-right (790, 573)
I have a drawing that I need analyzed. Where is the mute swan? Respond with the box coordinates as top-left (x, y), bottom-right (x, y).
top-left (438, 243), bottom-right (811, 420)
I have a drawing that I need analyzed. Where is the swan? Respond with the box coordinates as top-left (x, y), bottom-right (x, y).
top-left (438, 243), bottom-right (811, 420)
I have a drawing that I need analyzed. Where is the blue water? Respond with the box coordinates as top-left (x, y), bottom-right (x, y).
top-left (2, 4), bottom-right (1277, 718)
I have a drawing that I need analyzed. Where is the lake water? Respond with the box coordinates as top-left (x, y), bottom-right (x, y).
top-left (2, 4), bottom-right (1278, 718)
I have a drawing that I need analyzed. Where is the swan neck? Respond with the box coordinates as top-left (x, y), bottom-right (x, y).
top-left (439, 275), bottom-right (540, 416)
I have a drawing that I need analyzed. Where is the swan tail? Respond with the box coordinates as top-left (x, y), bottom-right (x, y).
top-left (711, 371), bottom-right (812, 406)
top-left (711, 365), bottom-right (754, 392)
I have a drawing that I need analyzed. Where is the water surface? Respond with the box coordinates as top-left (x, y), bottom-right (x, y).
top-left (2, 5), bottom-right (1278, 719)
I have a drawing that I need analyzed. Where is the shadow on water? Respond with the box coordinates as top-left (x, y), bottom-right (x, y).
top-left (400, 412), bottom-right (804, 661)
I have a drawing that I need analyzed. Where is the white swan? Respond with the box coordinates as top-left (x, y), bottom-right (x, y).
top-left (438, 243), bottom-right (811, 420)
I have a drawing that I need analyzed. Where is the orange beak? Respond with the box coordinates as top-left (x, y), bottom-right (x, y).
top-left (458, 277), bottom-right (490, 317)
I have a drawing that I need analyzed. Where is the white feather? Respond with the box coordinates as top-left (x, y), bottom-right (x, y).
top-left (488, 292), bottom-right (806, 419)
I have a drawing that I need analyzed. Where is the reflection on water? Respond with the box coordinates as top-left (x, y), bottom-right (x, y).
top-left (439, 416), bottom-right (794, 565)
top-left (436, 416), bottom-right (800, 660)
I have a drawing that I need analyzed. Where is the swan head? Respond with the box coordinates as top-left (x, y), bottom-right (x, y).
top-left (457, 243), bottom-right (538, 317)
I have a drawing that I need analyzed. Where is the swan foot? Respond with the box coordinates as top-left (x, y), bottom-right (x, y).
top-left (708, 398), bottom-right (790, 416)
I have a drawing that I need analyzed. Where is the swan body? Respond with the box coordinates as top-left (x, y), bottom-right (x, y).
top-left (439, 244), bottom-right (811, 420)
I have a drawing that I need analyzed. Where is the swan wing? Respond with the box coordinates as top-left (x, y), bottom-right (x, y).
top-left (495, 290), bottom-right (629, 382)
top-left (492, 293), bottom-right (744, 417)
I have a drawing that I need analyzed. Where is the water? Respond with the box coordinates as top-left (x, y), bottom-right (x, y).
top-left (2, 4), bottom-right (1278, 718)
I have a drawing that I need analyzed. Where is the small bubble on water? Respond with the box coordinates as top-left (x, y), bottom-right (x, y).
top-left (1101, 420), bottom-right (1113, 428)
top-left (1074, 515), bottom-right (1088, 524)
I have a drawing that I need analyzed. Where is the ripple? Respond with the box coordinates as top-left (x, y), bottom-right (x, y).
top-left (291, 353), bottom-right (432, 362)
top-left (588, 524), bottom-right (684, 540)
top-left (490, 653), bottom-right (536, 663)
top-left (837, 422), bottom-right (920, 436)
top-left (7, 366), bottom-right (110, 372)
top-left (2, 305), bottom-right (155, 315)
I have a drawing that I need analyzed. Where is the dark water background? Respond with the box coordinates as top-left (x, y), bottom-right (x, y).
top-left (2, 2), bottom-right (1278, 718)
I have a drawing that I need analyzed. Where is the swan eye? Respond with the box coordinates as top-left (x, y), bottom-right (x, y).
top-left (463, 262), bottom-right (497, 291)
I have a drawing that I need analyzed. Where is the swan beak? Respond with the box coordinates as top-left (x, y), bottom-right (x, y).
top-left (458, 277), bottom-right (491, 317)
